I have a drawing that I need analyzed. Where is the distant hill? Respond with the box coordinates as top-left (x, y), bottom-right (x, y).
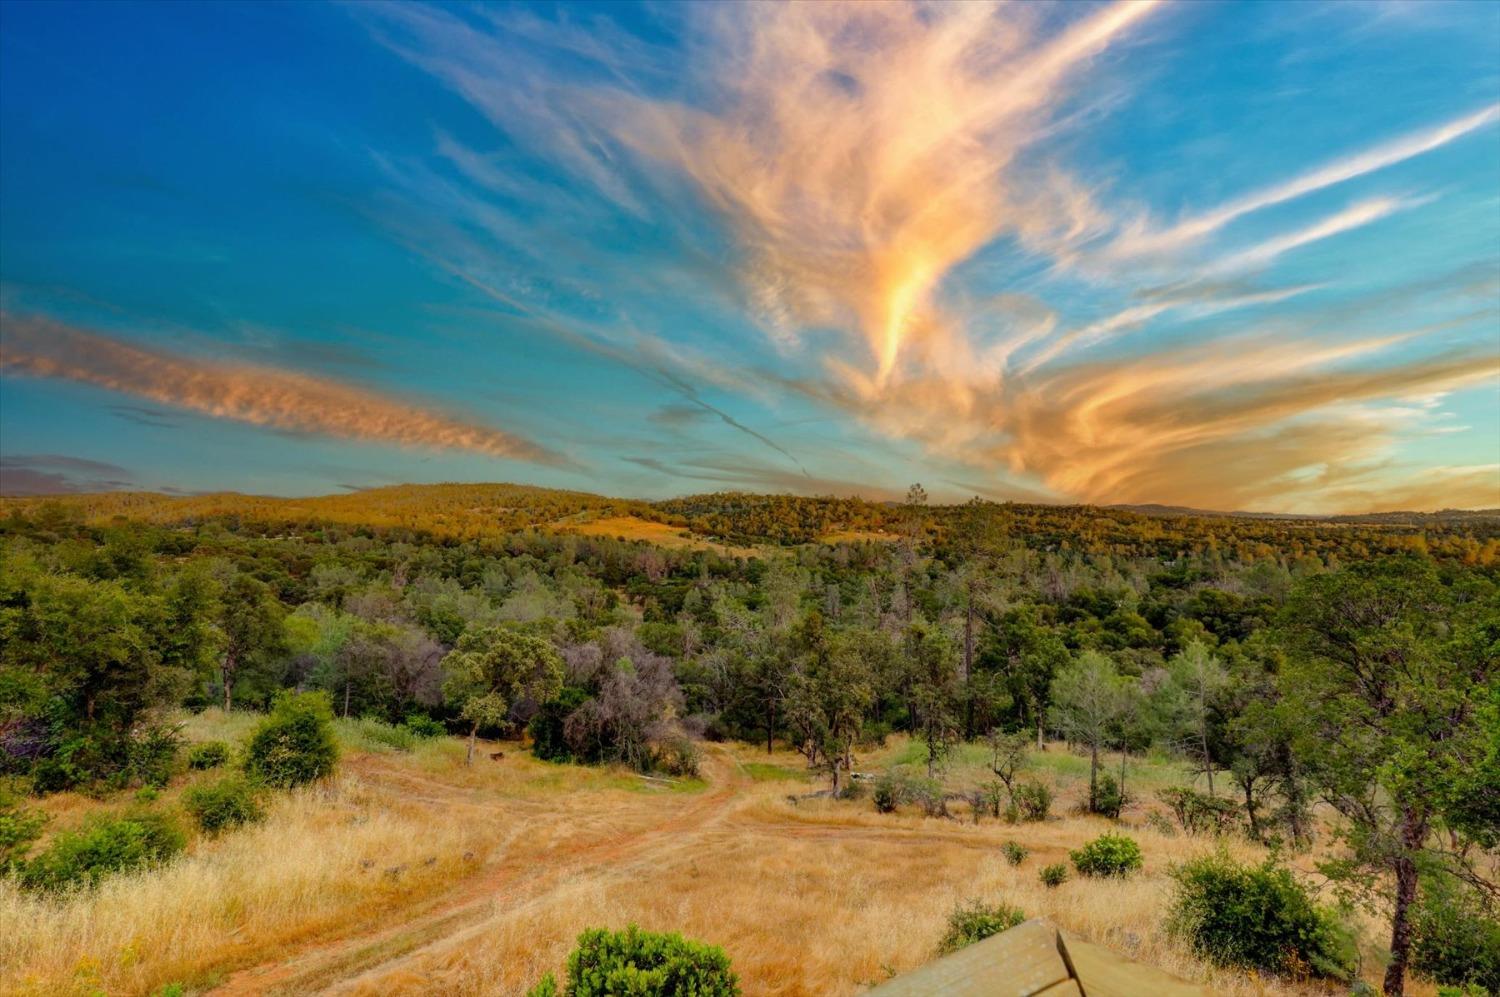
top-left (4, 482), bottom-right (1498, 561)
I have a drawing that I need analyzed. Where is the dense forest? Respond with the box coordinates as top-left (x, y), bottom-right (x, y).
top-left (0, 484), bottom-right (1496, 994)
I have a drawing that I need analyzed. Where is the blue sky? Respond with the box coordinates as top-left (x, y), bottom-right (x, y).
top-left (1, 0), bottom-right (1497, 512)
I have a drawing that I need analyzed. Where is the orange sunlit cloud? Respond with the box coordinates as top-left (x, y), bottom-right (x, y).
top-left (0, 315), bottom-right (565, 467)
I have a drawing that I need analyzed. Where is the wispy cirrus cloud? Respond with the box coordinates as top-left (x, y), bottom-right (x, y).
top-left (0, 314), bottom-right (567, 466)
top-left (1107, 102), bottom-right (1500, 261)
top-left (356, 0), bottom-right (1498, 513)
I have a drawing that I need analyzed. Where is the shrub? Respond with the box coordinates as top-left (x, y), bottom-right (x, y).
top-left (1091, 772), bottom-right (1124, 819)
top-left (1012, 781), bottom-right (1052, 822)
top-left (1411, 875), bottom-right (1500, 993)
top-left (351, 716), bottom-right (417, 753)
top-left (134, 786), bottom-right (159, 803)
top-left (1070, 833), bottom-right (1143, 878)
top-left (402, 714), bottom-right (446, 739)
top-left (938, 898), bottom-right (1026, 954)
top-left (539, 924), bottom-right (740, 997)
top-left (909, 776), bottom-right (949, 818)
top-left (974, 781), bottom-right (1006, 820)
top-left (1168, 850), bottom-right (1356, 981)
top-left (183, 776), bottom-right (264, 836)
top-left (1002, 841), bottom-right (1028, 866)
top-left (530, 687), bottom-right (589, 763)
top-left (525, 974), bottom-right (559, 997)
top-left (187, 741), bottom-right (231, 770)
top-left (1039, 863), bottom-right (1069, 888)
top-left (0, 795), bottom-right (46, 874)
top-left (655, 736), bottom-right (701, 778)
top-left (129, 725), bottom-right (182, 788)
top-left (244, 691), bottom-right (338, 788)
top-left (872, 771), bottom-right (906, 813)
top-left (1159, 787), bottom-right (1238, 836)
top-left (19, 811), bottom-right (185, 891)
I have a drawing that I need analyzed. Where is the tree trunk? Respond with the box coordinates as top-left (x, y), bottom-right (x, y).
top-left (765, 700), bottom-right (775, 755)
top-left (1199, 717), bottom-right (1214, 796)
top-left (1243, 781), bottom-right (1261, 842)
top-left (1118, 748), bottom-right (1127, 812)
top-left (963, 593), bottom-right (975, 738)
top-left (831, 756), bottom-right (842, 796)
top-left (1089, 742), bottom-right (1099, 811)
top-left (466, 721), bottom-right (479, 766)
top-left (1035, 697), bottom-right (1045, 751)
top-left (1384, 810), bottom-right (1428, 996)
top-left (343, 676), bottom-right (351, 719)
top-left (221, 651), bottom-right (237, 712)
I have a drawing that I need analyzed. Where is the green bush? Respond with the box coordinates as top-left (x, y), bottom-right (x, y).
top-left (0, 795), bottom-right (46, 874)
top-left (128, 725), bottom-right (182, 788)
top-left (187, 741), bottom-right (231, 770)
top-left (1436, 986), bottom-right (1492, 997)
top-left (1091, 772), bottom-right (1124, 819)
top-left (19, 811), bottom-right (185, 891)
top-left (872, 771), bottom-right (906, 813)
top-left (537, 923), bottom-right (740, 996)
top-left (524, 974), bottom-right (559, 997)
top-left (1168, 850), bottom-right (1356, 981)
top-left (1039, 863), bottom-right (1069, 888)
top-left (938, 899), bottom-right (1025, 954)
top-left (1159, 787), bottom-right (1238, 836)
top-left (1412, 875), bottom-right (1500, 993)
top-left (244, 691), bottom-right (338, 788)
top-left (183, 775), bottom-right (264, 836)
top-left (1012, 781), bottom-right (1052, 822)
top-left (1070, 833), bottom-right (1143, 878)
top-left (402, 714), bottom-right (446, 739)
top-left (530, 687), bottom-right (589, 763)
top-left (351, 716), bottom-right (417, 752)
top-left (1002, 841), bottom-right (1028, 866)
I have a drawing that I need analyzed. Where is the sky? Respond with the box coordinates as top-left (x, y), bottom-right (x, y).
top-left (1, 0), bottom-right (1498, 513)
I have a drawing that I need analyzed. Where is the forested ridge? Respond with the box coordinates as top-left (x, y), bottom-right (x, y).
top-left (1, 483), bottom-right (1496, 995)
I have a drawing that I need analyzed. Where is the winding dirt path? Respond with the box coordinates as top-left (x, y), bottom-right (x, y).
top-left (209, 749), bottom-right (751, 997)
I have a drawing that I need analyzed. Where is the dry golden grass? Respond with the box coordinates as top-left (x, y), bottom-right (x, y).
top-left (557, 515), bottom-right (760, 558)
top-left (1, 732), bottom-right (1428, 997)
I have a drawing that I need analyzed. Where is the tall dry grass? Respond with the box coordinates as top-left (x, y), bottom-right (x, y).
top-left (0, 770), bottom-right (491, 997)
top-left (2, 734), bottom-right (1427, 997)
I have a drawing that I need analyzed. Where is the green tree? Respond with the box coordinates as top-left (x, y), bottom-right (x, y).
top-left (215, 573), bottom-right (288, 712)
top-left (1276, 559), bottom-right (1498, 996)
top-left (907, 621), bottom-right (959, 778)
top-left (442, 626), bottom-right (564, 765)
top-left (1166, 641), bottom-right (1228, 795)
top-left (1049, 651), bottom-right (1130, 813)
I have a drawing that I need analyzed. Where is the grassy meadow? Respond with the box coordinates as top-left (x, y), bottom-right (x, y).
top-left (0, 712), bottom-right (1432, 997)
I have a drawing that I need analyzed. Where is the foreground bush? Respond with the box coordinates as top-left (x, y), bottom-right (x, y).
top-left (528, 924), bottom-right (740, 997)
top-left (244, 691), bottom-right (338, 788)
top-left (18, 811), bottom-right (185, 891)
top-left (187, 740), bottom-right (231, 770)
top-left (938, 899), bottom-right (1026, 954)
top-left (1002, 841), bottom-right (1028, 866)
top-left (183, 775), bottom-right (264, 835)
top-left (1168, 851), bottom-right (1356, 981)
top-left (1411, 875), bottom-right (1500, 993)
top-left (1039, 863), bottom-right (1069, 888)
top-left (1070, 833), bottom-right (1142, 878)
